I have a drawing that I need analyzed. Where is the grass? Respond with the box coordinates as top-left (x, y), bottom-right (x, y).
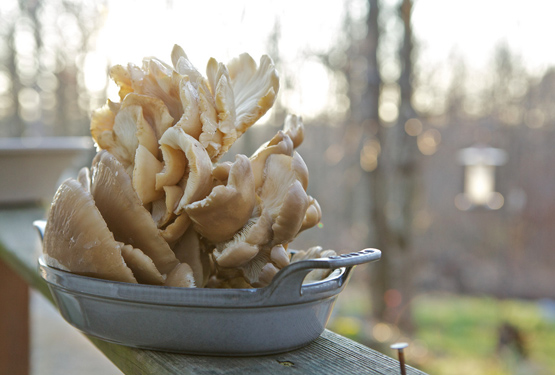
top-left (327, 291), bottom-right (555, 375)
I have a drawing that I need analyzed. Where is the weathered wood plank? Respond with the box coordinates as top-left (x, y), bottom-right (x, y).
top-left (0, 207), bottom-right (428, 375)
top-left (87, 328), bottom-right (427, 375)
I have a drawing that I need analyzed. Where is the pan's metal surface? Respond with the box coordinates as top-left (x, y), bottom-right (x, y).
top-left (35, 220), bottom-right (381, 355)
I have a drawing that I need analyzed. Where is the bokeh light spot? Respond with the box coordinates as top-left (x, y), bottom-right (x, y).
top-left (384, 289), bottom-right (403, 308)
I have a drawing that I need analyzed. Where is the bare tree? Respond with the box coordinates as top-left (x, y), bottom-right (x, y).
top-left (366, 0), bottom-right (419, 332)
top-left (0, 0), bottom-right (106, 137)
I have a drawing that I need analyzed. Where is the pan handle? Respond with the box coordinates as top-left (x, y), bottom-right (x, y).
top-left (33, 219), bottom-right (46, 241)
top-left (264, 248), bottom-right (381, 304)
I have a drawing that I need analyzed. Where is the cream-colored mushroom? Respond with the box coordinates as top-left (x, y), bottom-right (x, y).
top-left (197, 84), bottom-right (224, 160)
top-left (213, 207), bottom-right (273, 269)
top-left (211, 152), bottom-right (311, 286)
top-left (43, 178), bottom-right (137, 283)
top-left (150, 185), bottom-right (183, 228)
top-left (202, 59), bottom-right (237, 160)
top-left (90, 150), bottom-right (179, 274)
top-left (249, 131), bottom-right (294, 189)
top-left (172, 226), bottom-right (211, 287)
top-left (120, 93), bottom-right (174, 144)
top-left (283, 114), bottom-right (305, 149)
top-left (270, 244), bottom-right (290, 269)
top-left (156, 127), bottom-right (213, 243)
top-left (299, 196), bottom-right (322, 233)
top-left (160, 213), bottom-right (192, 244)
top-left (290, 246), bottom-right (338, 283)
top-left (174, 77), bottom-right (202, 139)
top-left (126, 57), bottom-right (184, 123)
top-left (157, 126), bottom-right (213, 213)
top-left (165, 263), bottom-right (196, 288)
top-left (109, 64), bottom-right (133, 101)
top-left (77, 167), bottom-right (91, 192)
top-left (155, 146), bottom-right (187, 189)
top-left (90, 93), bottom-right (170, 175)
top-left (247, 116), bottom-right (304, 188)
top-left (258, 153), bottom-right (310, 245)
top-left (171, 44), bottom-right (206, 87)
top-left (226, 53), bottom-right (279, 135)
top-left (132, 144), bottom-right (165, 205)
top-left (119, 243), bottom-right (165, 285)
top-left (90, 100), bottom-right (118, 151)
top-left (211, 161), bottom-right (232, 183)
top-left (185, 154), bottom-right (256, 243)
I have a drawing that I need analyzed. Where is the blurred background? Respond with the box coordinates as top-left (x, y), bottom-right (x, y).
top-left (1, 0), bottom-right (555, 374)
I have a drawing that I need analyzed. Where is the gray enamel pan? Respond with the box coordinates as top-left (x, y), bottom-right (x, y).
top-left (34, 220), bottom-right (381, 355)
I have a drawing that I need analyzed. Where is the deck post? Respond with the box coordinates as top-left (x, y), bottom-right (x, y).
top-left (0, 259), bottom-right (30, 375)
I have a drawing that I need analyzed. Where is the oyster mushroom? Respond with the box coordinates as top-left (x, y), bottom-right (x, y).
top-left (174, 77), bottom-right (202, 139)
top-left (299, 195), bottom-right (322, 232)
top-left (90, 93), bottom-right (172, 175)
top-left (226, 53), bottom-right (279, 135)
top-left (259, 153), bottom-right (310, 245)
top-left (201, 59), bottom-right (237, 161)
top-left (125, 57), bottom-right (184, 123)
top-left (90, 150), bottom-right (179, 274)
top-left (283, 114), bottom-right (305, 149)
top-left (77, 167), bottom-right (91, 192)
top-left (185, 154), bottom-right (256, 243)
top-left (172, 226), bottom-right (211, 287)
top-left (151, 185), bottom-right (183, 228)
top-left (157, 127), bottom-right (213, 242)
top-left (249, 131), bottom-right (294, 189)
top-left (212, 152), bottom-right (311, 286)
top-left (290, 246), bottom-right (338, 283)
top-left (132, 144), bottom-right (165, 205)
top-left (165, 263), bottom-right (196, 288)
top-left (157, 126), bottom-right (213, 212)
top-left (120, 244), bottom-right (165, 285)
top-left (43, 178), bottom-right (137, 283)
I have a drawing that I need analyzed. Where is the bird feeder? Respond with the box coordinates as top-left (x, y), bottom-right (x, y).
top-left (455, 145), bottom-right (507, 211)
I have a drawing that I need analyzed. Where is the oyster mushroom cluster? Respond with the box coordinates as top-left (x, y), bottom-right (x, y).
top-left (43, 45), bottom-right (334, 288)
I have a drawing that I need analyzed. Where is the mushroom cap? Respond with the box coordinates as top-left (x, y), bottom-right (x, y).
top-left (158, 126), bottom-right (213, 213)
top-left (300, 196), bottom-right (322, 232)
top-left (77, 167), bottom-right (91, 192)
top-left (151, 185), bottom-right (183, 228)
top-left (185, 154), bottom-right (256, 243)
top-left (174, 78), bottom-right (202, 139)
top-left (126, 57), bottom-right (183, 123)
top-left (270, 180), bottom-right (309, 245)
top-left (259, 153), bottom-right (310, 245)
top-left (202, 59), bottom-right (238, 161)
top-left (290, 247), bottom-right (338, 283)
top-left (90, 150), bottom-right (179, 274)
top-left (172, 226), bottom-right (211, 287)
top-left (226, 53), bottom-right (279, 135)
top-left (120, 243), bottom-right (165, 285)
top-left (43, 178), bottom-right (137, 283)
top-left (165, 263), bottom-right (196, 288)
top-left (132, 144), bottom-right (164, 205)
top-left (283, 114), bottom-right (305, 149)
top-left (249, 131), bottom-right (294, 189)
top-left (270, 244), bottom-right (290, 269)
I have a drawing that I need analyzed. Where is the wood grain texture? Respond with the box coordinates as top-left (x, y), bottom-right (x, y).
top-left (0, 207), bottom-right (428, 375)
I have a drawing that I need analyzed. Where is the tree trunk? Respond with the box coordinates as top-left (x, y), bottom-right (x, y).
top-left (367, 0), bottom-right (418, 333)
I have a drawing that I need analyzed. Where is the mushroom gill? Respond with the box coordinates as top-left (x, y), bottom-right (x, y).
top-left (90, 150), bottom-right (179, 275)
top-left (43, 178), bottom-right (137, 283)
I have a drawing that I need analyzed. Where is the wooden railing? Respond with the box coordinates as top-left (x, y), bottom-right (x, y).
top-left (0, 206), bottom-right (428, 375)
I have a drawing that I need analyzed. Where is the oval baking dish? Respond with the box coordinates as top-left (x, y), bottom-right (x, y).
top-left (35, 221), bottom-right (381, 356)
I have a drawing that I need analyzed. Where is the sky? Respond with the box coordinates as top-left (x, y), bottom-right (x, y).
top-left (413, 0), bottom-right (555, 74)
top-left (86, 0), bottom-right (555, 118)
